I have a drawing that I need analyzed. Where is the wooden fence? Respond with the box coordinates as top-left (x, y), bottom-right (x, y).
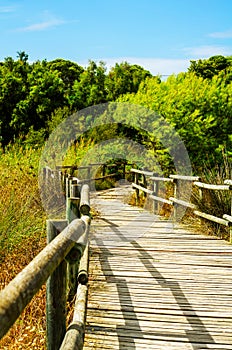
top-left (58, 160), bottom-right (133, 187)
top-left (131, 168), bottom-right (232, 243)
top-left (0, 169), bottom-right (91, 349)
top-left (1, 162), bottom-right (231, 349)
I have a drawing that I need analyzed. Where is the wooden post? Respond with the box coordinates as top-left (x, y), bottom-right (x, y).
top-left (62, 172), bottom-right (67, 194)
top-left (65, 175), bottom-right (72, 199)
top-left (70, 179), bottom-right (80, 198)
top-left (0, 218), bottom-right (85, 340)
top-left (66, 197), bottom-right (80, 223)
top-left (46, 220), bottom-right (68, 350)
top-left (143, 174), bottom-right (147, 198)
top-left (153, 179), bottom-right (159, 213)
top-left (173, 179), bottom-right (179, 221)
top-left (134, 172), bottom-right (139, 205)
top-left (66, 192), bottom-right (82, 301)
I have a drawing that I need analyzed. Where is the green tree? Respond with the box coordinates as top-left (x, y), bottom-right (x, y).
top-left (0, 55), bottom-right (30, 145)
top-left (70, 60), bottom-right (107, 110)
top-left (10, 60), bottom-right (67, 138)
top-left (119, 72), bottom-right (232, 171)
top-left (105, 62), bottom-right (152, 100)
top-left (188, 55), bottom-right (232, 79)
top-left (48, 59), bottom-right (84, 89)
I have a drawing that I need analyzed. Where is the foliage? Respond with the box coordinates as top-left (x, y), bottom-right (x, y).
top-left (119, 69), bottom-right (232, 171)
top-left (0, 145), bottom-right (46, 259)
top-left (105, 62), bottom-right (152, 100)
top-left (192, 153), bottom-right (232, 240)
top-left (188, 55), bottom-right (232, 80)
top-left (0, 54), bottom-right (151, 147)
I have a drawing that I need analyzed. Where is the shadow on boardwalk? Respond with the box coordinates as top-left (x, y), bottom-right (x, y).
top-left (84, 186), bottom-right (232, 349)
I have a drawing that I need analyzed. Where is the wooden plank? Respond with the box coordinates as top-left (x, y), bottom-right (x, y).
top-left (83, 186), bottom-right (232, 350)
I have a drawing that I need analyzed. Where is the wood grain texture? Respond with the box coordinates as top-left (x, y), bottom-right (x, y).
top-left (83, 186), bottom-right (232, 350)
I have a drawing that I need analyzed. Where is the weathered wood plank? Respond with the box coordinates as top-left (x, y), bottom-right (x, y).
top-left (83, 186), bottom-right (232, 350)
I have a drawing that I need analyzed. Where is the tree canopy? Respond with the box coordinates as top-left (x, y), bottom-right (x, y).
top-left (188, 55), bottom-right (232, 80)
top-left (0, 53), bottom-right (231, 172)
top-left (0, 54), bottom-right (151, 146)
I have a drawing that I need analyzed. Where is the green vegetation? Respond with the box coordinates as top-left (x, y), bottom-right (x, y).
top-left (119, 57), bottom-right (232, 172)
top-left (0, 53), bottom-right (231, 248)
top-left (0, 52), bottom-right (151, 147)
top-left (0, 53), bottom-right (232, 348)
top-left (0, 146), bottom-right (45, 260)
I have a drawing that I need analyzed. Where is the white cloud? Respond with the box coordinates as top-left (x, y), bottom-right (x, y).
top-left (16, 12), bottom-right (66, 32)
top-left (182, 45), bottom-right (232, 58)
top-left (0, 6), bottom-right (16, 13)
top-left (79, 57), bottom-right (190, 76)
top-left (209, 30), bottom-right (232, 39)
top-left (18, 19), bottom-right (65, 32)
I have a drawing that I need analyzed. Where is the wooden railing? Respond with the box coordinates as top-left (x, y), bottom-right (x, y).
top-left (58, 160), bottom-right (133, 186)
top-left (131, 168), bottom-right (232, 243)
top-left (1, 162), bottom-right (231, 348)
top-left (0, 169), bottom-right (91, 349)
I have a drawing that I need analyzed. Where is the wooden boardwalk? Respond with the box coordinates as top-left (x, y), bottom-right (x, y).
top-left (83, 186), bottom-right (232, 350)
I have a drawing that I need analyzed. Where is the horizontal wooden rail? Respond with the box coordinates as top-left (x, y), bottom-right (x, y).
top-left (150, 176), bottom-right (173, 182)
top-left (130, 169), bottom-right (232, 241)
top-left (149, 194), bottom-right (173, 205)
top-left (223, 214), bottom-right (232, 223)
top-left (131, 168), bottom-right (154, 176)
top-left (194, 181), bottom-right (231, 191)
top-left (194, 211), bottom-right (230, 226)
top-left (170, 174), bottom-right (200, 181)
top-left (169, 197), bottom-right (196, 209)
top-left (60, 284), bottom-right (88, 350)
top-left (78, 173), bottom-right (118, 184)
top-left (80, 184), bottom-right (90, 215)
top-left (0, 217), bottom-right (89, 339)
top-left (132, 182), bottom-right (153, 194)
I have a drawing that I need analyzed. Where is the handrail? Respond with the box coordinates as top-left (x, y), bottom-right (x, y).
top-left (60, 161), bottom-right (133, 187)
top-left (130, 168), bottom-right (232, 242)
top-left (194, 181), bottom-right (231, 191)
top-left (1, 162), bottom-right (231, 347)
top-left (0, 217), bottom-right (87, 339)
top-left (0, 168), bottom-right (91, 349)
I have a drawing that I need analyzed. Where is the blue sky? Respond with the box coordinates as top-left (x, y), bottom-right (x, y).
top-left (0, 0), bottom-right (232, 75)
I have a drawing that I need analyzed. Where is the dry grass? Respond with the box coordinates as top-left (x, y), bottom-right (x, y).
top-left (0, 146), bottom-right (82, 349)
top-left (0, 146), bottom-right (48, 349)
top-left (0, 146), bottom-right (46, 259)
top-left (0, 236), bottom-right (47, 349)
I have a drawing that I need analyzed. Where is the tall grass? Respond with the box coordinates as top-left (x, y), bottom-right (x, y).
top-left (192, 154), bottom-right (231, 240)
top-left (0, 145), bottom-right (47, 349)
top-left (0, 140), bottom-right (96, 348)
top-left (0, 146), bottom-right (46, 259)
